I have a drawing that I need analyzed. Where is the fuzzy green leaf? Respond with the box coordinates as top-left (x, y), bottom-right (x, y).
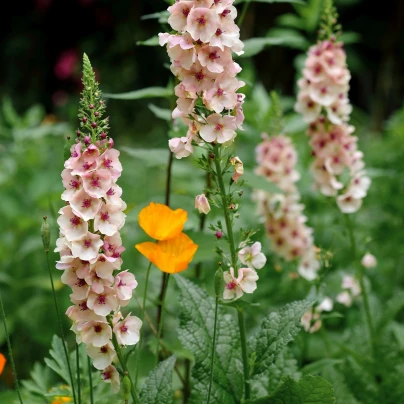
top-left (268, 375), bottom-right (336, 403)
top-left (175, 275), bottom-right (243, 404)
top-left (250, 300), bottom-right (313, 375)
top-left (140, 356), bottom-right (176, 404)
top-left (103, 87), bottom-right (172, 100)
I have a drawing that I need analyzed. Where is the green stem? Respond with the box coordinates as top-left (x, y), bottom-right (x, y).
top-left (238, 0), bottom-right (251, 27)
top-left (76, 344), bottom-right (81, 404)
top-left (45, 251), bottom-right (77, 403)
top-left (156, 274), bottom-right (170, 363)
top-left (237, 309), bottom-right (250, 400)
top-left (0, 291), bottom-right (23, 404)
top-left (213, 147), bottom-right (237, 268)
top-left (207, 296), bottom-right (219, 404)
top-left (108, 318), bottom-right (140, 404)
top-left (345, 215), bottom-right (375, 353)
top-left (134, 261), bottom-right (152, 389)
top-left (88, 357), bottom-right (94, 404)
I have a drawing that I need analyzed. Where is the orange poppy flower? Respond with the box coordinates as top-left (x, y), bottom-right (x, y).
top-left (0, 353), bottom-right (5, 375)
top-left (138, 202), bottom-right (187, 241)
top-left (136, 233), bottom-right (198, 274)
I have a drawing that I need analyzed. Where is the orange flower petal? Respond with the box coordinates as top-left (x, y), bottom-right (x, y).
top-left (136, 233), bottom-right (198, 274)
top-left (0, 353), bottom-right (6, 375)
top-left (138, 202), bottom-right (187, 241)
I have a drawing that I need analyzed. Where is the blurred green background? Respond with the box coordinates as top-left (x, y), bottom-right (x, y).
top-left (1, 0), bottom-right (404, 402)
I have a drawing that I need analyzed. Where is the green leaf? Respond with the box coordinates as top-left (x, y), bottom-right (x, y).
top-left (141, 10), bottom-right (170, 21)
top-left (265, 375), bottom-right (336, 404)
top-left (266, 28), bottom-right (310, 50)
top-left (137, 36), bottom-right (160, 46)
top-left (239, 37), bottom-right (284, 58)
top-left (140, 356), bottom-right (176, 404)
top-left (175, 275), bottom-right (243, 403)
top-left (302, 359), bottom-right (343, 376)
top-left (103, 87), bottom-right (172, 100)
top-left (243, 169), bottom-right (282, 194)
top-left (43, 335), bottom-right (72, 386)
top-left (121, 147), bottom-right (169, 168)
top-left (250, 300), bottom-right (313, 376)
top-left (148, 103), bottom-right (172, 121)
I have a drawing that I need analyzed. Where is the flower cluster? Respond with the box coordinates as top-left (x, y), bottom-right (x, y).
top-left (136, 202), bottom-right (198, 274)
top-left (159, 0), bottom-right (245, 158)
top-left (336, 274), bottom-right (361, 307)
top-left (254, 134), bottom-right (320, 280)
top-left (295, 38), bottom-right (370, 213)
top-left (222, 241), bottom-right (266, 300)
top-left (301, 297), bottom-right (333, 333)
top-left (55, 55), bottom-right (141, 392)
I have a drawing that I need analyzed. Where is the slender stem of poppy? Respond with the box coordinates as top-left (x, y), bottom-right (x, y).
top-left (207, 296), bottom-right (219, 404)
top-left (237, 308), bottom-right (250, 400)
top-left (345, 214), bottom-right (375, 354)
top-left (0, 291), bottom-right (23, 404)
top-left (108, 318), bottom-right (140, 404)
top-left (156, 274), bottom-right (170, 363)
top-left (88, 357), bottom-right (94, 404)
top-left (134, 261), bottom-right (152, 389)
top-left (213, 146), bottom-right (237, 268)
top-left (45, 250), bottom-right (77, 404)
top-left (76, 344), bottom-right (81, 404)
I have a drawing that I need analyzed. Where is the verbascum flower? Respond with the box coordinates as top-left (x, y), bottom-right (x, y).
top-left (361, 253), bottom-right (377, 268)
top-left (55, 55), bottom-right (141, 391)
top-left (159, 0), bottom-right (245, 158)
top-left (295, 19), bottom-right (370, 213)
top-left (195, 194), bottom-right (211, 214)
top-left (301, 297), bottom-right (333, 333)
top-left (255, 133), bottom-right (320, 281)
top-left (135, 202), bottom-right (198, 274)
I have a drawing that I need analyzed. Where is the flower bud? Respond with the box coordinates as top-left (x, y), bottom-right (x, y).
top-left (214, 267), bottom-right (224, 298)
top-left (215, 231), bottom-right (223, 239)
top-left (195, 194), bottom-right (211, 214)
top-left (361, 253), bottom-right (377, 268)
top-left (41, 216), bottom-right (51, 252)
top-left (122, 374), bottom-right (131, 403)
top-left (230, 156), bottom-right (243, 183)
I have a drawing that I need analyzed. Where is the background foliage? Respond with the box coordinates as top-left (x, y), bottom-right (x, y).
top-left (1, 0), bottom-right (404, 402)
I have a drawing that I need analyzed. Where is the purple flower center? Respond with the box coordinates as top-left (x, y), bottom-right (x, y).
top-left (100, 346), bottom-right (108, 354)
top-left (107, 188), bottom-right (115, 196)
top-left (91, 176), bottom-right (100, 188)
top-left (103, 158), bottom-right (113, 169)
top-left (97, 295), bottom-right (107, 305)
top-left (196, 17), bottom-right (206, 26)
top-left (209, 51), bottom-right (219, 61)
top-left (70, 216), bottom-right (82, 227)
top-left (70, 179), bottom-right (80, 189)
top-left (84, 239), bottom-right (92, 248)
top-left (100, 212), bottom-right (110, 221)
top-left (215, 28), bottom-right (222, 36)
top-left (82, 198), bottom-right (92, 208)
top-left (226, 282), bottom-right (236, 290)
top-left (195, 71), bottom-right (205, 81)
top-left (121, 326), bottom-right (128, 333)
top-left (94, 324), bottom-right (103, 333)
top-left (217, 88), bottom-right (224, 96)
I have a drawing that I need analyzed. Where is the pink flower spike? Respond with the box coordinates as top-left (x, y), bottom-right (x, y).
top-left (86, 341), bottom-right (116, 370)
top-left (101, 365), bottom-right (121, 393)
top-left (167, 1), bottom-right (194, 32)
top-left (70, 232), bottom-right (103, 261)
top-left (57, 205), bottom-right (88, 242)
top-left (114, 270), bottom-right (138, 301)
top-left (198, 45), bottom-right (232, 74)
top-left (66, 301), bottom-right (105, 325)
top-left (64, 143), bottom-right (82, 170)
top-left (199, 113), bottom-right (237, 144)
top-left (80, 321), bottom-right (112, 347)
top-left (70, 144), bottom-right (100, 176)
top-left (82, 169), bottom-right (113, 199)
top-left (113, 313), bottom-right (142, 346)
top-left (186, 8), bottom-right (220, 43)
top-left (94, 202), bottom-right (126, 237)
top-left (97, 148), bottom-right (123, 179)
top-left (70, 189), bottom-right (102, 221)
top-left (87, 286), bottom-right (119, 316)
top-left (85, 269), bottom-right (114, 294)
top-left (61, 268), bottom-right (89, 300)
top-left (204, 73), bottom-right (241, 113)
top-left (102, 233), bottom-right (125, 263)
top-left (61, 169), bottom-right (82, 201)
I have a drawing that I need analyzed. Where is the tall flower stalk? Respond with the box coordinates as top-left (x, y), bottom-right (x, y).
top-left (55, 54), bottom-right (141, 400)
top-left (159, 1), bottom-right (265, 400)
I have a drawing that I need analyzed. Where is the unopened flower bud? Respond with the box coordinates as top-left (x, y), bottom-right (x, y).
top-left (195, 194), bottom-right (210, 214)
top-left (89, 104), bottom-right (94, 109)
top-left (122, 374), bottom-right (131, 402)
top-left (215, 231), bottom-right (223, 239)
top-left (230, 156), bottom-right (244, 183)
top-left (94, 111), bottom-right (99, 117)
top-left (83, 136), bottom-right (91, 145)
top-left (361, 253), bottom-right (377, 268)
top-left (91, 122), bottom-right (97, 128)
top-left (100, 132), bottom-right (107, 139)
top-left (82, 117), bottom-right (87, 123)
top-left (41, 216), bottom-right (51, 252)
top-left (214, 267), bottom-right (224, 298)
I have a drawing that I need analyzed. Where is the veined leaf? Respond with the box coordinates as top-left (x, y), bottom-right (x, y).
top-left (175, 275), bottom-right (243, 403)
top-left (103, 87), bottom-right (172, 100)
top-left (140, 356), bottom-right (176, 404)
top-left (250, 300), bottom-right (313, 376)
top-left (248, 375), bottom-right (336, 404)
